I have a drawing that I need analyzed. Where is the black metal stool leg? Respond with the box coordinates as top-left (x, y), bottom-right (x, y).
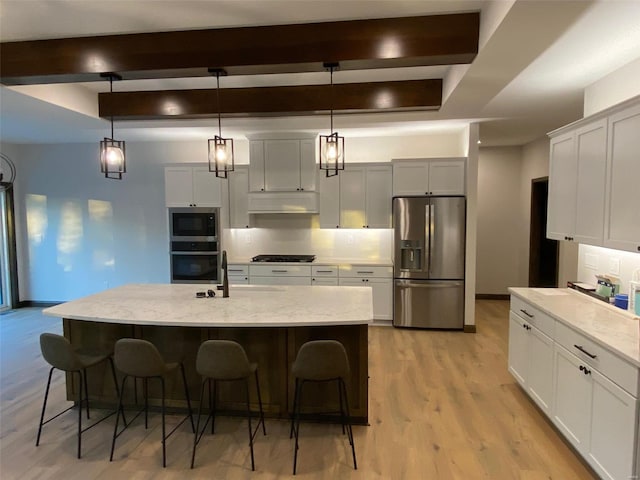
top-left (144, 378), bottom-right (149, 429)
top-left (110, 375), bottom-right (128, 462)
top-left (190, 379), bottom-right (207, 469)
top-left (245, 378), bottom-right (255, 471)
top-left (292, 379), bottom-right (304, 475)
top-left (211, 380), bottom-right (217, 435)
top-left (337, 378), bottom-right (346, 434)
top-left (289, 377), bottom-right (299, 439)
top-left (180, 363), bottom-right (195, 433)
top-left (36, 367), bottom-right (55, 447)
top-left (160, 377), bottom-right (166, 468)
top-left (83, 368), bottom-right (90, 420)
top-left (108, 357), bottom-right (127, 426)
top-left (76, 371), bottom-right (83, 459)
top-left (340, 378), bottom-right (357, 470)
top-left (255, 370), bottom-right (266, 435)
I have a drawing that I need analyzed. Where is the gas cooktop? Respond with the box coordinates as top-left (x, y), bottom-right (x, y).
top-left (251, 254), bottom-right (316, 263)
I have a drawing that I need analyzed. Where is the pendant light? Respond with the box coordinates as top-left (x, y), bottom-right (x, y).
top-left (99, 73), bottom-right (126, 180)
top-left (208, 68), bottom-right (234, 179)
top-left (319, 62), bottom-right (345, 177)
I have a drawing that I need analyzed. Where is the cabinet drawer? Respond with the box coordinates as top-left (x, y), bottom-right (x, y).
top-left (339, 265), bottom-right (392, 278)
top-left (227, 264), bottom-right (249, 276)
top-left (229, 275), bottom-right (249, 285)
top-left (510, 296), bottom-right (555, 338)
top-left (555, 321), bottom-right (639, 397)
top-left (312, 278), bottom-right (338, 286)
top-left (312, 265), bottom-right (338, 277)
top-left (251, 276), bottom-right (311, 286)
top-left (249, 264), bottom-right (312, 277)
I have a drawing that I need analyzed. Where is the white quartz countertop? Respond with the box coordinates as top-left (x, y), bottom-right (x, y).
top-left (509, 287), bottom-right (640, 366)
top-left (43, 284), bottom-right (374, 328)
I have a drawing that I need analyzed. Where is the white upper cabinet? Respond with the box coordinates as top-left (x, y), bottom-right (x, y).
top-left (392, 158), bottom-right (466, 196)
top-left (337, 164), bottom-right (392, 229)
top-left (318, 171), bottom-right (340, 229)
top-left (548, 97), bottom-right (640, 253)
top-left (547, 119), bottom-right (607, 244)
top-left (165, 166), bottom-right (222, 207)
top-left (249, 138), bottom-right (317, 193)
top-left (604, 102), bottom-right (640, 253)
top-left (228, 166), bottom-right (251, 228)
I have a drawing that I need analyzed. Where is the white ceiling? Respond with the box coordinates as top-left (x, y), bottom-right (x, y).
top-left (1, 0), bottom-right (640, 146)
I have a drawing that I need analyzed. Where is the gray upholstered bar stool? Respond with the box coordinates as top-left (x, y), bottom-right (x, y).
top-left (290, 340), bottom-right (357, 475)
top-left (36, 333), bottom-right (124, 459)
top-left (190, 340), bottom-right (266, 471)
top-left (109, 338), bottom-right (195, 468)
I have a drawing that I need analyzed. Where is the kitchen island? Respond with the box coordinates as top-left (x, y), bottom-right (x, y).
top-left (43, 284), bottom-right (373, 423)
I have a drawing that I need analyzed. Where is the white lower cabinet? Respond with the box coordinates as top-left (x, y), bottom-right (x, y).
top-left (227, 264), bottom-right (249, 285)
top-left (553, 344), bottom-right (638, 480)
top-left (509, 293), bottom-right (640, 480)
top-left (507, 312), bottom-right (553, 414)
top-left (339, 277), bottom-right (392, 321)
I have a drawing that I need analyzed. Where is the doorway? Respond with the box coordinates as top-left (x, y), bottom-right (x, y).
top-left (529, 177), bottom-right (559, 287)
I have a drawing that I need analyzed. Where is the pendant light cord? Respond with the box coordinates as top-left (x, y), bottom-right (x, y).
top-left (109, 77), bottom-right (114, 139)
top-left (330, 66), bottom-right (334, 134)
top-left (216, 72), bottom-right (222, 137)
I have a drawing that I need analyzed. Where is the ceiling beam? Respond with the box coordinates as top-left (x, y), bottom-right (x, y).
top-left (99, 80), bottom-right (442, 120)
top-left (0, 13), bottom-right (479, 85)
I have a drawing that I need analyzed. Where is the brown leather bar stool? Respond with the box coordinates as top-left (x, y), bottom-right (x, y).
top-left (290, 340), bottom-right (357, 475)
top-left (36, 333), bottom-right (124, 458)
top-left (190, 340), bottom-right (266, 471)
top-left (109, 338), bottom-right (195, 468)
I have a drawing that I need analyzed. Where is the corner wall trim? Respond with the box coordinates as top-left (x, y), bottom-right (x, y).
top-left (463, 325), bottom-right (477, 333)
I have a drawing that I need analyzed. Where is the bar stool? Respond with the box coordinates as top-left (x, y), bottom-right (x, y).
top-left (109, 338), bottom-right (195, 468)
top-left (36, 333), bottom-right (124, 458)
top-left (190, 340), bottom-right (266, 470)
top-left (290, 340), bottom-right (357, 475)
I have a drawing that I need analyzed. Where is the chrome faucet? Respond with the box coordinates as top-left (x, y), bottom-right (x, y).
top-left (221, 250), bottom-right (229, 298)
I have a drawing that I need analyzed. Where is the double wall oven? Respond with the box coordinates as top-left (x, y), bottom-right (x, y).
top-left (169, 207), bottom-right (220, 284)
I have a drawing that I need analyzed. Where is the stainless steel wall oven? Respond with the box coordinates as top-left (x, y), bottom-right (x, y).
top-left (169, 208), bottom-right (220, 284)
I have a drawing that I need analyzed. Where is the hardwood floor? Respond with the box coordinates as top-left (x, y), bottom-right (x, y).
top-left (0, 302), bottom-right (597, 479)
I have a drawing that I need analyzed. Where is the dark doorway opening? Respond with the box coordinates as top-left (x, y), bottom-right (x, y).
top-left (529, 177), bottom-right (559, 287)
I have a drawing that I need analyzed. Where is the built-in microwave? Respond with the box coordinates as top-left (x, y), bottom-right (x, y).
top-left (169, 207), bottom-right (218, 241)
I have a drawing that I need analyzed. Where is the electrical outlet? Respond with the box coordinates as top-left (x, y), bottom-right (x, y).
top-left (609, 258), bottom-right (620, 276)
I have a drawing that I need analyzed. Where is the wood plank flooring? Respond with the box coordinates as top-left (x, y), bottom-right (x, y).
top-left (0, 302), bottom-right (597, 479)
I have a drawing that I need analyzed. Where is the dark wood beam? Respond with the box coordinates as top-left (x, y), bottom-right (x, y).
top-left (98, 79), bottom-right (442, 120)
top-left (0, 13), bottom-right (479, 85)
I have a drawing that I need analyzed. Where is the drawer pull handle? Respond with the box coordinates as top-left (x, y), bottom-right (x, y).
top-left (316, 270), bottom-right (334, 273)
top-left (574, 344), bottom-right (597, 359)
top-left (271, 270), bottom-right (288, 273)
top-left (228, 269), bottom-right (244, 272)
top-left (357, 271), bottom-right (374, 274)
top-left (520, 309), bottom-right (534, 318)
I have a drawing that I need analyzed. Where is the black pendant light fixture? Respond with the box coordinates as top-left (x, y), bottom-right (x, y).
top-left (319, 62), bottom-right (345, 177)
top-left (208, 68), bottom-right (234, 179)
top-left (99, 73), bottom-right (126, 180)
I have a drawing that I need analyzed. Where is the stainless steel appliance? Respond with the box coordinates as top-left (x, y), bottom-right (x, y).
top-left (169, 207), bottom-right (218, 240)
top-left (169, 207), bottom-right (220, 284)
top-left (393, 196), bottom-right (465, 329)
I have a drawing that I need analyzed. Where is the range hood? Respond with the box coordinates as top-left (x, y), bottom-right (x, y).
top-left (247, 192), bottom-right (319, 214)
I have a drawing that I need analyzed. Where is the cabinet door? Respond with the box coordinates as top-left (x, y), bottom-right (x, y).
top-left (547, 133), bottom-right (577, 241)
top-left (552, 345), bottom-right (592, 455)
top-left (573, 120), bottom-right (607, 245)
top-left (365, 166), bottom-right (392, 228)
top-left (588, 369), bottom-right (638, 480)
top-left (264, 140), bottom-right (301, 191)
top-left (319, 172), bottom-right (340, 228)
top-left (249, 140), bottom-right (265, 192)
top-left (340, 167), bottom-right (367, 228)
top-left (165, 167), bottom-right (195, 207)
top-left (508, 313), bottom-right (528, 387)
top-left (527, 326), bottom-right (554, 414)
top-left (604, 103), bottom-right (640, 252)
top-left (392, 161), bottom-right (430, 196)
top-left (299, 139), bottom-right (317, 192)
top-left (228, 275), bottom-right (249, 285)
top-left (228, 167), bottom-right (250, 228)
top-left (428, 159), bottom-right (465, 195)
top-left (311, 278), bottom-right (338, 286)
top-left (369, 278), bottom-right (392, 320)
top-left (192, 167), bottom-right (222, 207)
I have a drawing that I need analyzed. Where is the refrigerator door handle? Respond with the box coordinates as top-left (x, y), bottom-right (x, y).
top-left (424, 204), bottom-right (430, 273)
top-left (428, 203), bottom-right (434, 275)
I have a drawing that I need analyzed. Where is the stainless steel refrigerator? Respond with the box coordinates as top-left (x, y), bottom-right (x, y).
top-left (393, 196), bottom-right (465, 329)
